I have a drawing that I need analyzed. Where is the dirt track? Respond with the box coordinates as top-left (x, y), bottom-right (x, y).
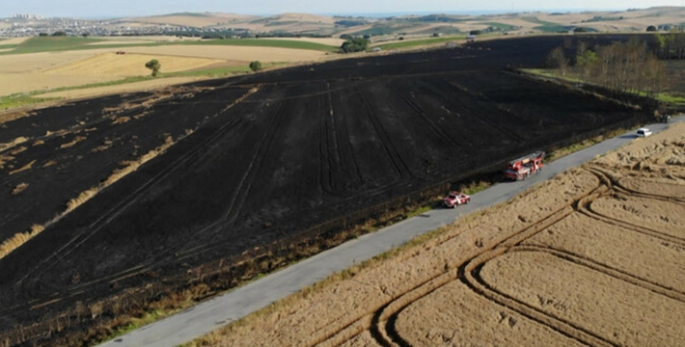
top-left (194, 123), bottom-right (685, 347)
top-left (0, 35), bottom-right (654, 345)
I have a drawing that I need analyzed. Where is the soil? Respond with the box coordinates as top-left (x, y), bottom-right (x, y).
top-left (0, 35), bottom-right (659, 345)
top-left (187, 123), bottom-right (685, 347)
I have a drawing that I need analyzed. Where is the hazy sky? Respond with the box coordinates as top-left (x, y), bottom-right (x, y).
top-left (2, 0), bottom-right (684, 18)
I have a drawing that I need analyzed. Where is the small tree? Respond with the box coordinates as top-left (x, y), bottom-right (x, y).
top-left (646, 25), bottom-right (657, 32)
top-left (145, 59), bottom-right (161, 77)
top-left (249, 61), bottom-right (263, 72)
top-left (547, 46), bottom-right (569, 75)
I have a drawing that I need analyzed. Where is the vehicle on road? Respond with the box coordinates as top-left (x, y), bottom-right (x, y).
top-left (636, 128), bottom-right (652, 137)
top-left (443, 191), bottom-right (471, 208)
top-left (505, 151), bottom-right (545, 181)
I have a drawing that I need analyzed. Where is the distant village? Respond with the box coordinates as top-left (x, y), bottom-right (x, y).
top-left (0, 14), bottom-right (255, 38)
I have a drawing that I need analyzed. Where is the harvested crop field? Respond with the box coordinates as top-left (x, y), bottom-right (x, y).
top-left (37, 76), bottom-right (208, 99)
top-left (44, 53), bottom-right (224, 76)
top-left (192, 123), bottom-right (685, 347)
top-left (0, 39), bottom-right (330, 96)
top-left (0, 35), bottom-right (657, 345)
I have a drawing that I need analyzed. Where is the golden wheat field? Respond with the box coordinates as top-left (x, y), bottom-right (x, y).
top-left (0, 41), bottom-right (329, 98)
top-left (44, 53), bottom-right (223, 76)
top-left (190, 122), bottom-right (685, 347)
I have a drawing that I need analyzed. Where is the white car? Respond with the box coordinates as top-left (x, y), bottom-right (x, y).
top-left (636, 128), bottom-right (652, 137)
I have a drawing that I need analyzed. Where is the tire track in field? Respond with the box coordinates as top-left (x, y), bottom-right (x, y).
top-left (580, 201), bottom-right (685, 245)
top-left (574, 174), bottom-right (685, 245)
top-left (513, 245), bottom-right (685, 302)
top-left (223, 97), bottom-right (291, 226)
top-left (462, 243), bottom-right (685, 347)
top-left (353, 82), bottom-right (413, 182)
top-left (332, 83), bottom-right (364, 192)
top-left (374, 207), bottom-right (579, 347)
top-left (460, 247), bottom-right (616, 347)
top-left (319, 82), bottom-right (338, 195)
top-left (307, 197), bottom-right (585, 347)
top-left (426, 76), bottom-right (528, 144)
top-left (171, 97), bottom-right (292, 260)
top-left (384, 81), bottom-right (464, 149)
top-left (385, 173), bottom-right (685, 347)
top-left (13, 112), bottom-right (244, 290)
top-left (12, 88), bottom-right (258, 291)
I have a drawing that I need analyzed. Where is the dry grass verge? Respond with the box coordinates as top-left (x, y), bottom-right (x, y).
top-left (11, 182), bottom-right (28, 195)
top-left (0, 225), bottom-right (44, 260)
top-left (9, 160), bottom-right (36, 175)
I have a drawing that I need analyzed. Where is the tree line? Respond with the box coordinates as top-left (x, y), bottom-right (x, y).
top-left (547, 37), bottom-right (667, 99)
top-left (653, 32), bottom-right (685, 60)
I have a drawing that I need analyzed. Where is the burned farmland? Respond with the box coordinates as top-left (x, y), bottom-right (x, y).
top-left (0, 36), bottom-right (649, 343)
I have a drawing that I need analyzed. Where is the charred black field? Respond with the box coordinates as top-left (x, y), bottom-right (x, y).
top-left (0, 35), bottom-right (651, 345)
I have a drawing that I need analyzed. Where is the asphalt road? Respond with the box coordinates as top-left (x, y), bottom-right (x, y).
top-left (99, 118), bottom-right (680, 347)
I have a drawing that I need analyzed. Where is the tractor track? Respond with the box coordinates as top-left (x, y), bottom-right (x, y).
top-left (354, 82), bottom-right (413, 183)
top-left (303, 193), bottom-right (588, 347)
top-left (386, 81), bottom-right (463, 150)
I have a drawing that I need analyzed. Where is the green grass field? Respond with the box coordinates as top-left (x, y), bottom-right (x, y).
top-left (372, 35), bottom-right (466, 50)
top-left (479, 22), bottom-right (517, 30)
top-left (0, 93), bottom-right (58, 111)
top-left (521, 16), bottom-right (569, 32)
top-left (5, 36), bottom-right (105, 54)
top-left (0, 36), bottom-right (339, 56)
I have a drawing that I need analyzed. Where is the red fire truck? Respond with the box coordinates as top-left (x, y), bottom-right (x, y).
top-left (505, 151), bottom-right (545, 181)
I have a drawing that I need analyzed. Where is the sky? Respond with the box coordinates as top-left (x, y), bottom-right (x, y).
top-left (2, 0), bottom-right (684, 18)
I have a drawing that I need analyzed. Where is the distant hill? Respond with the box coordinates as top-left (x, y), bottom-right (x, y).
top-left (2, 7), bottom-right (684, 39)
top-left (119, 6), bottom-right (685, 36)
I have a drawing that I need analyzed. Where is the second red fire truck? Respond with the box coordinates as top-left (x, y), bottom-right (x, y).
top-left (505, 151), bottom-right (545, 181)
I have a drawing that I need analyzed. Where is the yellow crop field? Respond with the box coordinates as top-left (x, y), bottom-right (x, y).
top-left (45, 53), bottom-right (224, 77)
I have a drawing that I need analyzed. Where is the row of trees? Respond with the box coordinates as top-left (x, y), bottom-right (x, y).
top-left (143, 59), bottom-right (263, 77)
top-left (548, 38), bottom-right (667, 99)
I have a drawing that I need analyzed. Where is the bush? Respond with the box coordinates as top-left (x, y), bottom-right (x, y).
top-left (646, 25), bottom-right (657, 32)
top-left (469, 30), bottom-right (482, 35)
top-left (249, 61), bottom-right (263, 72)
